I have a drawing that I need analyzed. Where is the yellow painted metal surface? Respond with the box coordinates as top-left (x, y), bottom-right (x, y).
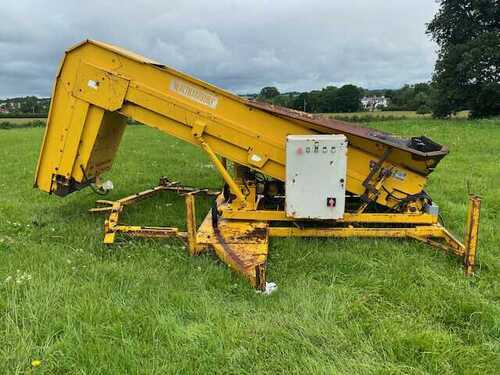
top-left (220, 207), bottom-right (439, 224)
top-left (35, 41), bottom-right (482, 289)
top-left (185, 194), bottom-right (197, 255)
top-left (269, 225), bottom-right (445, 239)
top-left (89, 179), bottom-right (478, 289)
top-left (35, 40), bottom-right (431, 208)
top-left (196, 212), bottom-right (269, 289)
top-left (464, 195), bottom-right (481, 275)
top-left (194, 130), bottom-right (246, 205)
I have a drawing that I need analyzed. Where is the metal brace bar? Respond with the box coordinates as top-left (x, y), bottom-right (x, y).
top-left (357, 147), bottom-right (393, 213)
top-left (464, 195), bottom-right (481, 275)
top-left (192, 122), bottom-right (246, 204)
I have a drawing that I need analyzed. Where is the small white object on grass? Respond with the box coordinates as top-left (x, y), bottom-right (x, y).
top-left (101, 180), bottom-right (114, 191)
top-left (257, 282), bottom-right (278, 295)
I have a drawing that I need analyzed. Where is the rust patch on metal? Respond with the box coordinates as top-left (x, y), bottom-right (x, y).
top-left (237, 227), bottom-right (267, 242)
top-left (246, 100), bottom-right (448, 172)
top-left (159, 177), bottom-right (220, 196)
top-left (255, 263), bottom-right (267, 291)
top-left (213, 227), bottom-right (245, 269)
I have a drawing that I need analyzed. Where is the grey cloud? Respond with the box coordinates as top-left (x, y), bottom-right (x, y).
top-left (0, 0), bottom-right (438, 98)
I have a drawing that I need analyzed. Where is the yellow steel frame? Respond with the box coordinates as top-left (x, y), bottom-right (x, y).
top-left (35, 40), bottom-right (439, 209)
top-left (89, 178), bottom-right (219, 244)
top-left (87, 108), bottom-right (480, 289)
top-left (91, 176), bottom-right (481, 289)
top-left (34, 40), bottom-right (482, 290)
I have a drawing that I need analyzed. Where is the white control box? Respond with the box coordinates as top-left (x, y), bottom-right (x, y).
top-left (286, 134), bottom-right (347, 220)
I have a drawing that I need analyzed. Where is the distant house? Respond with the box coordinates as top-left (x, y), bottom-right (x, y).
top-left (0, 102), bottom-right (10, 113)
top-left (361, 96), bottom-right (389, 111)
top-left (0, 97), bottom-right (50, 114)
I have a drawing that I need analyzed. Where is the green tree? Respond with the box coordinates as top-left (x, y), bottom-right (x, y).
top-left (290, 92), bottom-right (309, 111)
top-left (20, 96), bottom-right (40, 113)
top-left (305, 90), bottom-right (324, 112)
top-left (259, 86), bottom-right (280, 100)
top-left (320, 86), bottom-right (339, 112)
top-left (272, 93), bottom-right (294, 108)
top-left (331, 85), bottom-right (362, 113)
top-left (426, 0), bottom-right (500, 118)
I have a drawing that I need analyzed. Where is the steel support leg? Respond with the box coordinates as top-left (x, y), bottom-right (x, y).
top-left (464, 195), bottom-right (481, 275)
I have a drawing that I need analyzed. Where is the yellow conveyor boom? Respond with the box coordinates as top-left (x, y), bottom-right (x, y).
top-left (34, 40), bottom-right (480, 290)
top-left (35, 40), bottom-right (444, 204)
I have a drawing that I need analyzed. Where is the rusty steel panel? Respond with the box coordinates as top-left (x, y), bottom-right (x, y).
top-left (246, 100), bottom-right (448, 174)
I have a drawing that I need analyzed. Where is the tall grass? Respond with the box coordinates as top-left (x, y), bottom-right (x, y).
top-left (0, 120), bottom-right (46, 129)
top-left (0, 119), bottom-right (498, 374)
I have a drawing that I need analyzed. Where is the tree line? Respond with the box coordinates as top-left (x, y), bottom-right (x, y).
top-left (258, 0), bottom-right (499, 119)
top-left (259, 85), bottom-right (364, 113)
top-left (257, 83), bottom-right (436, 114)
top-left (0, 96), bottom-right (50, 115)
top-left (427, 0), bottom-right (499, 118)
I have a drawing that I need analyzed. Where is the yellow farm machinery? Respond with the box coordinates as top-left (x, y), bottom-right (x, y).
top-left (35, 40), bottom-right (481, 290)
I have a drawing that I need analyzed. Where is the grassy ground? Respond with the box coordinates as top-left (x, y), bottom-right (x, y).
top-left (0, 117), bottom-right (46, 125)
top-left (328, 111), bottom-right (432, 118)
top-left (325, 111), bottom-right (469, 122)
top-left (0, 113), bottom-right (466, 127)
top-left (0, 118), bottom-right (499, 374)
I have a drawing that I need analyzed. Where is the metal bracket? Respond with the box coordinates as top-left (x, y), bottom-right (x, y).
top-left (192, 127), bottom-right (247, 205)
top-left (90, 177), bottom-right (481, 289)
top-left (464, 195), bottom-right (481, 275)
top-left (90, 178), bottom-right (219, 244)
top-left (357, 147), bottom-right (393, 213)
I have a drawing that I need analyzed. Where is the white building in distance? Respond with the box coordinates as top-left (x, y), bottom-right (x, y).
top-left (361, 96), bottom-right (389, 111)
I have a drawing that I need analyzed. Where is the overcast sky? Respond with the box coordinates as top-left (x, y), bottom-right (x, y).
top-left (0, 0), bottom-right (439, 98)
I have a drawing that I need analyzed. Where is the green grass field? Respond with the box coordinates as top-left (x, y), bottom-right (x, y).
top-left (0, 117), bottom-right (46, 125)
top-left (0, 112), bottom-right (467, 126)
top-left (324, 111), bottom-right (470, 122)
top-left (328, 110), bottom-right (432, 117)
top-left (0, 118), bottom-right (499, 374)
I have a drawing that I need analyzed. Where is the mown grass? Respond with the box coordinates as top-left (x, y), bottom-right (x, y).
top-left (0, 121), bottom-right (46, 130)
top-left (325, 111), bottom-right (469, 123)
top-left (0, 119), bottom-right (499, 374)
top-left (0, 117), bottom-right (47, 125)
top-left (329, 110), bottom-right (432, 118)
